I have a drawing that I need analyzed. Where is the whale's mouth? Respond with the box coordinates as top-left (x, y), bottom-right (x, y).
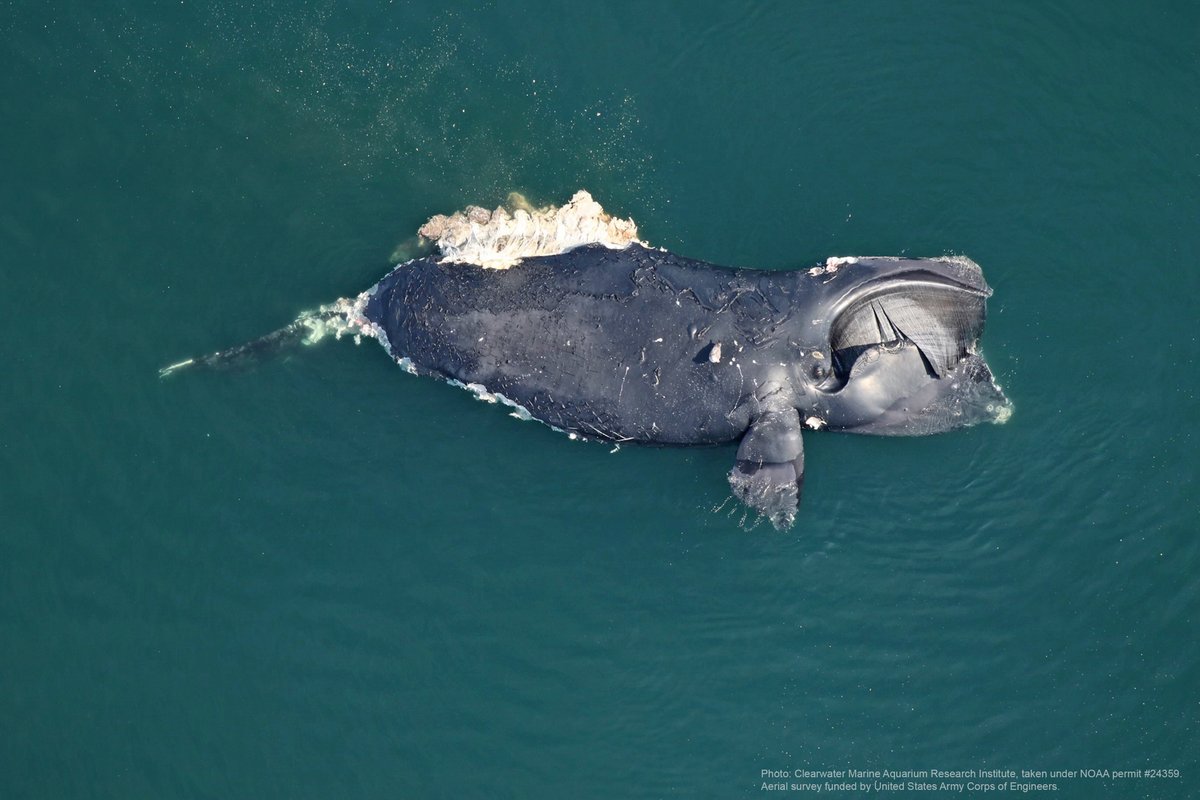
top-left (826, 267), bottom-right (988, 387)
top-left (814, 258), bottom-right (1010, 433)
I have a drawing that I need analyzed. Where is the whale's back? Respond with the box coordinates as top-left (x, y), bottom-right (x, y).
top-left (363, 244), bottom-right (778, 444)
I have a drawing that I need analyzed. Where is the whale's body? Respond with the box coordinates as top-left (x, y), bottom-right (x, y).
top-left (163, 193), bottom-right (1010, 528)
top-left (358, 242), bottom-right (1010, 526)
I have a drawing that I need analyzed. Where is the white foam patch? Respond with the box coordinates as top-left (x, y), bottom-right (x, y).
top-left (292, 291), bottom-right (387, 348)
top-left (418, 189), bottom-right (643, 269)
top-left (939, 254), bottom-right (984, 271)
top-left (447, 379), bottom-right (541, 423)
top-left (991, 391), bottom-right (1014, 424)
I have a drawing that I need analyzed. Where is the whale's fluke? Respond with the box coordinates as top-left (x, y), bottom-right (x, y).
top-left (158, 306), bottom-right (351, 378)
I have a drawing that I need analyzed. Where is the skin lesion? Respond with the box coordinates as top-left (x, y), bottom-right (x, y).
top-left (418, 190), bottom-right (642, 270)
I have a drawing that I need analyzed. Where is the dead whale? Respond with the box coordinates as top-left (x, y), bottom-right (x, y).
top-left (163, 191), bottom-right (1011, 528)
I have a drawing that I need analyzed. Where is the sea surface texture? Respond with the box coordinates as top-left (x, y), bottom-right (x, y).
top-left (2, 2), bottom-right (1197, 798)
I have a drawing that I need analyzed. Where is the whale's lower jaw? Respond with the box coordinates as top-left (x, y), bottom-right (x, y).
top-left (837, 354), bottom-right (1012, 437)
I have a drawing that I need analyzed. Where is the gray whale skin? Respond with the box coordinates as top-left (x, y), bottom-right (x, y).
top-left (361, 243), bottom-right (1010, 528)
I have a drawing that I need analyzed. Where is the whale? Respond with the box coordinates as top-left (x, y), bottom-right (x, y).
top-left (164, 192), bottom-right (1011, 527)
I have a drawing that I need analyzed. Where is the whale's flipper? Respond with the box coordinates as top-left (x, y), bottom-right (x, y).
top-left (728, 409), bottom-right (805, 529)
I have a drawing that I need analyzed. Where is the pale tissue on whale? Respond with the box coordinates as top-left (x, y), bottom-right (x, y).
top-left (417, 189), bottom-right (643, 269)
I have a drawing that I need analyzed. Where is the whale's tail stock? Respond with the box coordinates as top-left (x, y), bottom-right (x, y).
top-left (159, 190), bottom-right (637, 378)
top-left (158, 298), bottom-right (367, 378)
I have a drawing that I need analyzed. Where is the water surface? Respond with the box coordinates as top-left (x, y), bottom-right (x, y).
top-left (2, 2), bottom-right (1197, 797)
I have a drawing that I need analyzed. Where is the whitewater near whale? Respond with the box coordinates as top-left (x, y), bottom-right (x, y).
top-left (162, 191), bottom-right (1011, 528)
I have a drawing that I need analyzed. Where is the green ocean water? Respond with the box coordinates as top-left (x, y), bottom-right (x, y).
top-left (2, 1), bottom-right (1198, 797)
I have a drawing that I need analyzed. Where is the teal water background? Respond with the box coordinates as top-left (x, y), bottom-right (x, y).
top-left (3, 2), bottom-right (1198, 797)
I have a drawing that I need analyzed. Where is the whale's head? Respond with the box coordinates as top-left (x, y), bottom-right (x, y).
top-left (791, 256), bottom-right (1011, 435)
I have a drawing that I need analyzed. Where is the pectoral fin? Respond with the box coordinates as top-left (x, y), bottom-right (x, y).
top-left (727, 408), bottom-right (805, 529)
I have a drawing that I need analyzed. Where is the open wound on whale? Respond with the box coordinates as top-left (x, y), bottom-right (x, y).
top-left (418, 189), bottom-right (643, 269)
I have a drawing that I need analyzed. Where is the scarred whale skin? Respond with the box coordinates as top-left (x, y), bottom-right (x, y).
top-left (361, 242), bottom-right (1010, 527)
